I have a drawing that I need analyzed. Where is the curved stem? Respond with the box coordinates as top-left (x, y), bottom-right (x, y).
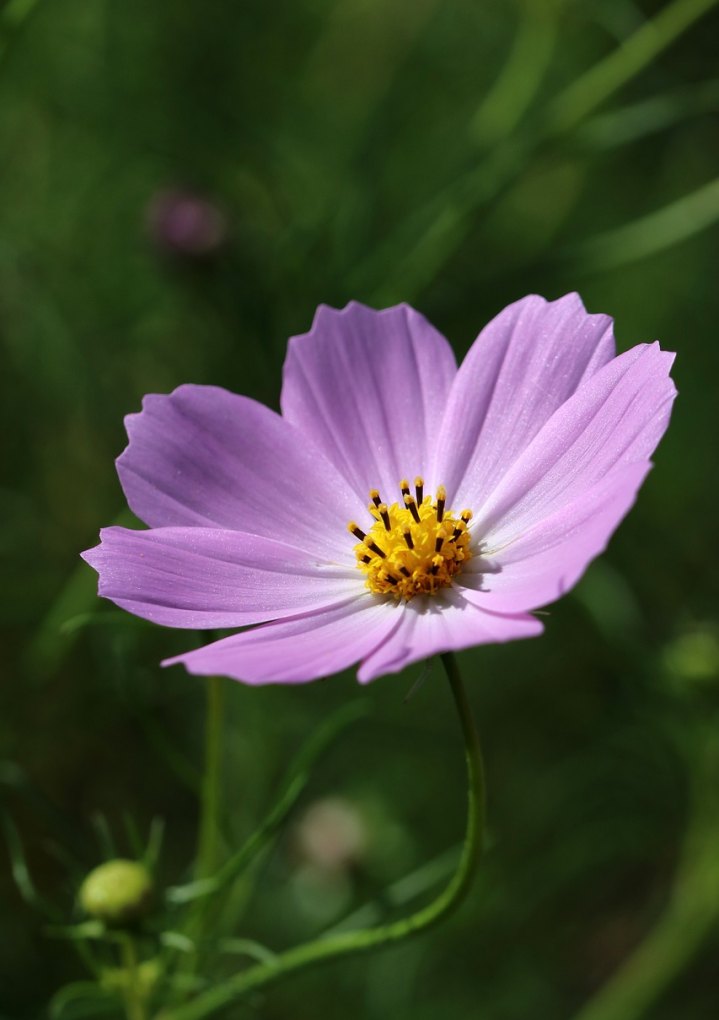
top-left (159, 652), bottom-right (486, 1020)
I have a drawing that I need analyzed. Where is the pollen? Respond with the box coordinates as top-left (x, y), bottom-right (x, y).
top-left (348, 480), bottom-right (473, 600)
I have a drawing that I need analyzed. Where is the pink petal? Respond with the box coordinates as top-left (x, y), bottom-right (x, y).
top-left (460, 462), bottom-right (652, 613)
top-left (474, 342), bottom-right (676, 547)
top-left (281, 302), bottom-right (457, 501)
top-left (117, 385), bottom-right (358, 558)
top-left (432, 293), bottom-right (615, 508)
top-left (357, 591), bottom-right (543, 683)
top-left (164, 597), bottom-right (404, 684)
top-left (82, 527), bottom-right (360, 629)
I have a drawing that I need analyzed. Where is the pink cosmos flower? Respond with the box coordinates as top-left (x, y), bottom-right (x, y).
top-left (83, 295), bottom-right (676, 684)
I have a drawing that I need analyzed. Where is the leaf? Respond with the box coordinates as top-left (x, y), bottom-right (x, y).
top-left (217, 938), bottom-right (277, 966)
top-left (568, 174), bottom-right (719, 272)
top-left (160, 930), bottom-right (195, 954)
top-left (45, 921), bottom-right (112, 942)
top-left (166, 699), bottom-right (370, 905)
top-left (91, 812), bottom-right (116, 860)
top-left (48, 982), bottom-right (118, 1020)
top-left (144, 816), bottom-right (166, 872)
top-left (1, 811), bottom-right (56, 917)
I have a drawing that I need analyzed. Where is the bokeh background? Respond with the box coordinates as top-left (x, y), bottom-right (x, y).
top-left (2, 0), bottom-right (719, 1017)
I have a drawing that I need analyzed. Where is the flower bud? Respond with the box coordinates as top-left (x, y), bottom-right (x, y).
top-left (101, 958), bottom-right (161, 995)
top-left (146, 188), bottom-right (226, 257)
top-left (294, 796), bottom-right (368, 873)
top-left (664, 627), bottom-right (719, 684)
top-left (79, 859), bottom-right (154, 925)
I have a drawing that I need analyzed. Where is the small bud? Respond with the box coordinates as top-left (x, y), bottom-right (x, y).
top-left (145, 188), bottom-right (226, 257)
top-left (79, 859), bottom-right (154, 925)
top-left (101, 958), bottom-right (161, 995)
top-left (294, 797), bottom-right (369, 873)
top-left (663, 626), bottom-right (719, 692)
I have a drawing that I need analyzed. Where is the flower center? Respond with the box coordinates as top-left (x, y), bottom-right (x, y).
top-left (347, 477), bottom-right (473, 600)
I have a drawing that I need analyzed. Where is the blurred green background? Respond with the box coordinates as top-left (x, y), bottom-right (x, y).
top-left (2, 0), bottom-right (719, 1017)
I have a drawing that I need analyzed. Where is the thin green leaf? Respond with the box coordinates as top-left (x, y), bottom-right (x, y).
top-left (546, 0), bottom-right (719, 133)
top-left (1, 811), bottom-right (56, 916)
top-left (144, 816), bottom-right (165, 872)
top-left (91, 812), bottom-right (116, 860)
top-left (45, 921), bottom-right (108, 942)
top-left (472, 0), bottom-right (559, 145)
top-left (217, 938), bottom-right (278, 966)
top-left (577, 80), bottom-right (719, 150)
top-left (123, 812), bottom-right (145, 861)
top-left (160, 931), bottom-right (196, 954)
top-left (166, 699), bottom-right (370, 905)
top-left (323, 845), bottom-right (460, 935)
top-left (48, 982), bottom-right (117, 1020)
top-left (0, 760), bottom-right (85, 857)
top-left (60, 610), bottom-right (148, 635)
top-left (135, 709), bottom-right (201, 795)
top-left (567, 174), bottom-right (719, 272)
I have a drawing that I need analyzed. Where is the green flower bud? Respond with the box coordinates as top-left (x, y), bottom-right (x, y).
top-left (101, 958), bottom-right (162, 995)
top-left (79, 859), bottom-right (154, 925)
top-left (663, 627), bottom-right (719, 691)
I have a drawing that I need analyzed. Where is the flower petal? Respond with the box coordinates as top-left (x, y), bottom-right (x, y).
top-left (460, 462), bottom-right (652, 613)
top-left (164, 597), bottom-right (404, 684)
top-left (82, 527), bottom-right (361, 629)
top-left (432, 293), bottom-right (616, 508)
top-left (117, 385), bottom-right (358, 557)
top-left (474, 342), bottom-right (676, 547)
top-left (280, 302), bottom-right (457, 500)
top-left (357, 591), bottom-right (543, 683)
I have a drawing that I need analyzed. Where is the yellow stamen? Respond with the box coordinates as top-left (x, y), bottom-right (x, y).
top-left (348, 481), bottom-right (473, 600)
top-left (436, 485), bottom-right (446, 523)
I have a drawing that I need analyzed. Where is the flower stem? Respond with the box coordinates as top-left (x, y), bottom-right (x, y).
top-left (196, 676), bottom-right (224, 881)
top-left (121, 935), bottom-right (145, 1020)
top-left (158, 652), bottom-right (486, 1020)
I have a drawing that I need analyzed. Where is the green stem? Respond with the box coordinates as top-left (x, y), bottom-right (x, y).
top-left (177, 677), bottom-right (225, 979)
top-left (158, 652), bottom-right (486, 1020)
top-left (196, 676), bottom-right (225, 881)
top-left (121, 936), bottom-right (145, 1020)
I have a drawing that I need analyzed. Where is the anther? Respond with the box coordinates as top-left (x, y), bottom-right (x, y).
top-left (360, 554), bottom-right (371, 564)
top-left (415, 476), bottom-right (424, 504)
top-left (436, 485), bottom-right (446, 523)
top-left (403, 530), bottom-right (414, 549)
top-left (348, 522), bottom-right (366, 541)
top-left (435, 536), bottom-right (444, 553)
top-left (399, 566), bottom-right (411, 577)
top-left (369, 489), bottom-right (382, 507)
top-left (400, 478), bottom-right (410, 498)
top-left (429, 554), bottom-right (444, 576)
top-left (461, 509), bottom-right (473, 523)
top-left (404, 494), bottom-right (421, 523)
top-left (363, 535), bottom-right (386, 559)
top-left (450, 521), bottom-right (466, 542)
top-left (378, 503), bottom-right (391, 531)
